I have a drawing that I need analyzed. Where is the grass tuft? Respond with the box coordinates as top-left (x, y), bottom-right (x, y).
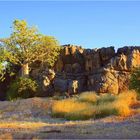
top-left (78, 91), bottom-right (99, 104)
top-left (51, 90), bottom-right (137, 120)
top-left (97, 94), bottom-right (116, 104)
top-left (51, 98), bottom-right (93, 119)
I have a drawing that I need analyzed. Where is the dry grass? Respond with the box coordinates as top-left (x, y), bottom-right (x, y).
top-left (94, 103), bottom-right (118, 118)
top-left (111, 90), bottom-right (137, 116)
top-left (78, 91), bottom-right (99, 104)
top-left (0, 122), bottom-right (47, 130)
top-left (112, 101), bottom-right (131, 116)
top-left (117, 90), bottom-right (137, 106)
top-left (97, 94), bottom-right (116, 104)
top-left (51, 90), bottom-right (138, 120)
top-left (51, 98), bottom-right (94, 120)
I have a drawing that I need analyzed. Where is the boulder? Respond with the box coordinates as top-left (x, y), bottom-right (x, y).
top-left (127, 49), bottom-right (140, 70)
top-left (88, 69), bottom-right (119, 94)
top-left (72, 63), bottom-right (82, 73)
top-left (117, 46), bottom-right (140, 55)
top-left (64, 64), bottom-right (72, 73)
top-left (100, 47), bottom-right (115, 62)
top-left (68, 80), bottom-right (79, 94)
top-left (118, 72), bottom-right (131, 93)
top-left (54, 78), bottom-right (68, 93)
top-left (47, 69), bottom-right (55, 80)
top-left (109, 54), bottom-right (128, 71)
top-left (42, 76), bottom-right (51, 93)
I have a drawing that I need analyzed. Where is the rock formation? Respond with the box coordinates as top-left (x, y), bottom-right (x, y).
top-left (54, 45), bottom-right (140, 94)
top-left (32, 45), bottom-right (140, 95)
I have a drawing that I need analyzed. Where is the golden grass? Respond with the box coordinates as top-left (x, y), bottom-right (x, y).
top-left (94, 103), bottom-right (117, 118)
top-left (51, 90), bottom-right (138, 120)
top-left (65, 106), bottom-right (96, 120)
top-left (117, 90), bottom-right (137, 106)
top-left (52, 98), bottom-right (92, 119)
top-left (97, 94), bottom-right (116, 104)
top-left (112, 101), bottom-right (131, 116)
top-left (78, 91), bottom-right (99, 104)
top-left (111, 90), bottom-right (137, 116)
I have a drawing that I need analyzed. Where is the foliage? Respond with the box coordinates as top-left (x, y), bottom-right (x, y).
top-left (7, 77), bottom-right (38, 100)
top-left (0, 19), bottom-right (60, 77)
top-left (129, 67), bottom-right (140, 95)
top-left (78, 91), bottom-right (99, 104)
top-left (51, 91), bottom-right (137, 120)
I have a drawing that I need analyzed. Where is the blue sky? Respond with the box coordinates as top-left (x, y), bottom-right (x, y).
top-left (0, 1), bottom-right (140, 49)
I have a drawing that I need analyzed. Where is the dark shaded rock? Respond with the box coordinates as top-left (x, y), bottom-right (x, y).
top-left (52, 45), bottom-right (140, 95)
top-left (88, 69), bottom-right (119, 94)
top-left (54, 78), bottom-right (68, 93)
top-left (99, 46), bottom-right (115, 62)
top-left (31, 45), bottom-right (140, 95)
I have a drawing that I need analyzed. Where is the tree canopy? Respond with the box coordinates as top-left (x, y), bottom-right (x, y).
top-left (0, 20), bottom-right (60, 77)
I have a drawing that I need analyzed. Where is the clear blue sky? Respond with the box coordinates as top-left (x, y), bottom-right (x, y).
top-left (0, 1), bottom-right (140, 49)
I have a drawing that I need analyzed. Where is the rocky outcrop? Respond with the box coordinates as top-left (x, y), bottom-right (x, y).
top-left (32, 45), bottom-right (140, 95)
top-left (54, 45), bottom-right (140, 95)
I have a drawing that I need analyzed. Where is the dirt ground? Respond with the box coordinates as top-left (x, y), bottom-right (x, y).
top-left (0, 97), bottom-right (140, 139)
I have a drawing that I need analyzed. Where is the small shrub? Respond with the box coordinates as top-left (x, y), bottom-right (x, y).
top-left (94, 103), bottom-right (118, 118)
top-left (78, 91), bottom-right (99, 104)
top-left (129, 67), bottom-right (140, 96)
top-left (117, 90), bottom-right (137, 106)
top-left (65, 107), bottom-right (96, 120)
top-left (97, 94), bottom-right (116, 104)
top-left (112, 100), bottom-right (131, 116)
top-left (51, 91), bottom-right (137, 120)
top-left (7, 77), bottom-right (38, 100)
top-left (51, 98), bottom-right (94, 120)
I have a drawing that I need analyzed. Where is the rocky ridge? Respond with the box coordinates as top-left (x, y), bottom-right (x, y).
top-left (32, 45), bottom-right (140, 95)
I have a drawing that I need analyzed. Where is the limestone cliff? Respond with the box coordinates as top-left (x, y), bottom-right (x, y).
top-left (53, 45), bottom-right (140, 94)
top-left (33, 45), bottom-right (140, 95)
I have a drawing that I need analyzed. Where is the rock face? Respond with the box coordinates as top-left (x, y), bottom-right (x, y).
top-left (54, 45), bottom-right (140, 94)
top-left (32, 45), bottom-right (140, 95)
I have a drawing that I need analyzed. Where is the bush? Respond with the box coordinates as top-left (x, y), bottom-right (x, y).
top-left (97, 94), bottom-right (116, 104)
top-left (7, 77), bottom-right (38, 100)
top-left (117, 90), bottom-right (137, 106)
top-left (94, 103), bottom-right (118, 118)
top-left (129, 67), bottom-right (140, 95)
top-left (112, 100), bottom-right (131, 116)
top-left (78, 91), bottom-right (99, 104)
top-left (51, 91), bottom-right (137, 120)
top-left (51, 98), bottom-right (94, 120)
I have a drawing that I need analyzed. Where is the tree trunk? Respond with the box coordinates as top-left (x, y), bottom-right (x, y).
top-left (21, 63), bottom-right (29, 78)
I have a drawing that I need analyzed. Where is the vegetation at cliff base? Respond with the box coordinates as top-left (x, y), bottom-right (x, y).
top-left (130, 67), bottom-right (140, 96)
top-left (52, 91), bottom-right (137, 120)
top-left (6, 77), bottom-right (38, 100)
top-left (0, 19), bottom-right (61, 99)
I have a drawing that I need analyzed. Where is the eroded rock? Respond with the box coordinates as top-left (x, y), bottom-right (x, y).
top-left (31, 45), bottom-right (140, 95)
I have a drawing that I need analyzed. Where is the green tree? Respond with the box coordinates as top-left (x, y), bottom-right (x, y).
top-left (129, 67), bottom-right (140, 95)
top-left (0, 20), bottom-right (60, 77)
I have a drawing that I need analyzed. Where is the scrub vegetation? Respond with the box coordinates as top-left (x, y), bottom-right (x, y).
top-left (52, 90), bottom-right (137, 120)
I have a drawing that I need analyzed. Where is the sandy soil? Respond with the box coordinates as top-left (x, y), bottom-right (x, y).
top-left (0, 97), bottom-right (140, 139)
